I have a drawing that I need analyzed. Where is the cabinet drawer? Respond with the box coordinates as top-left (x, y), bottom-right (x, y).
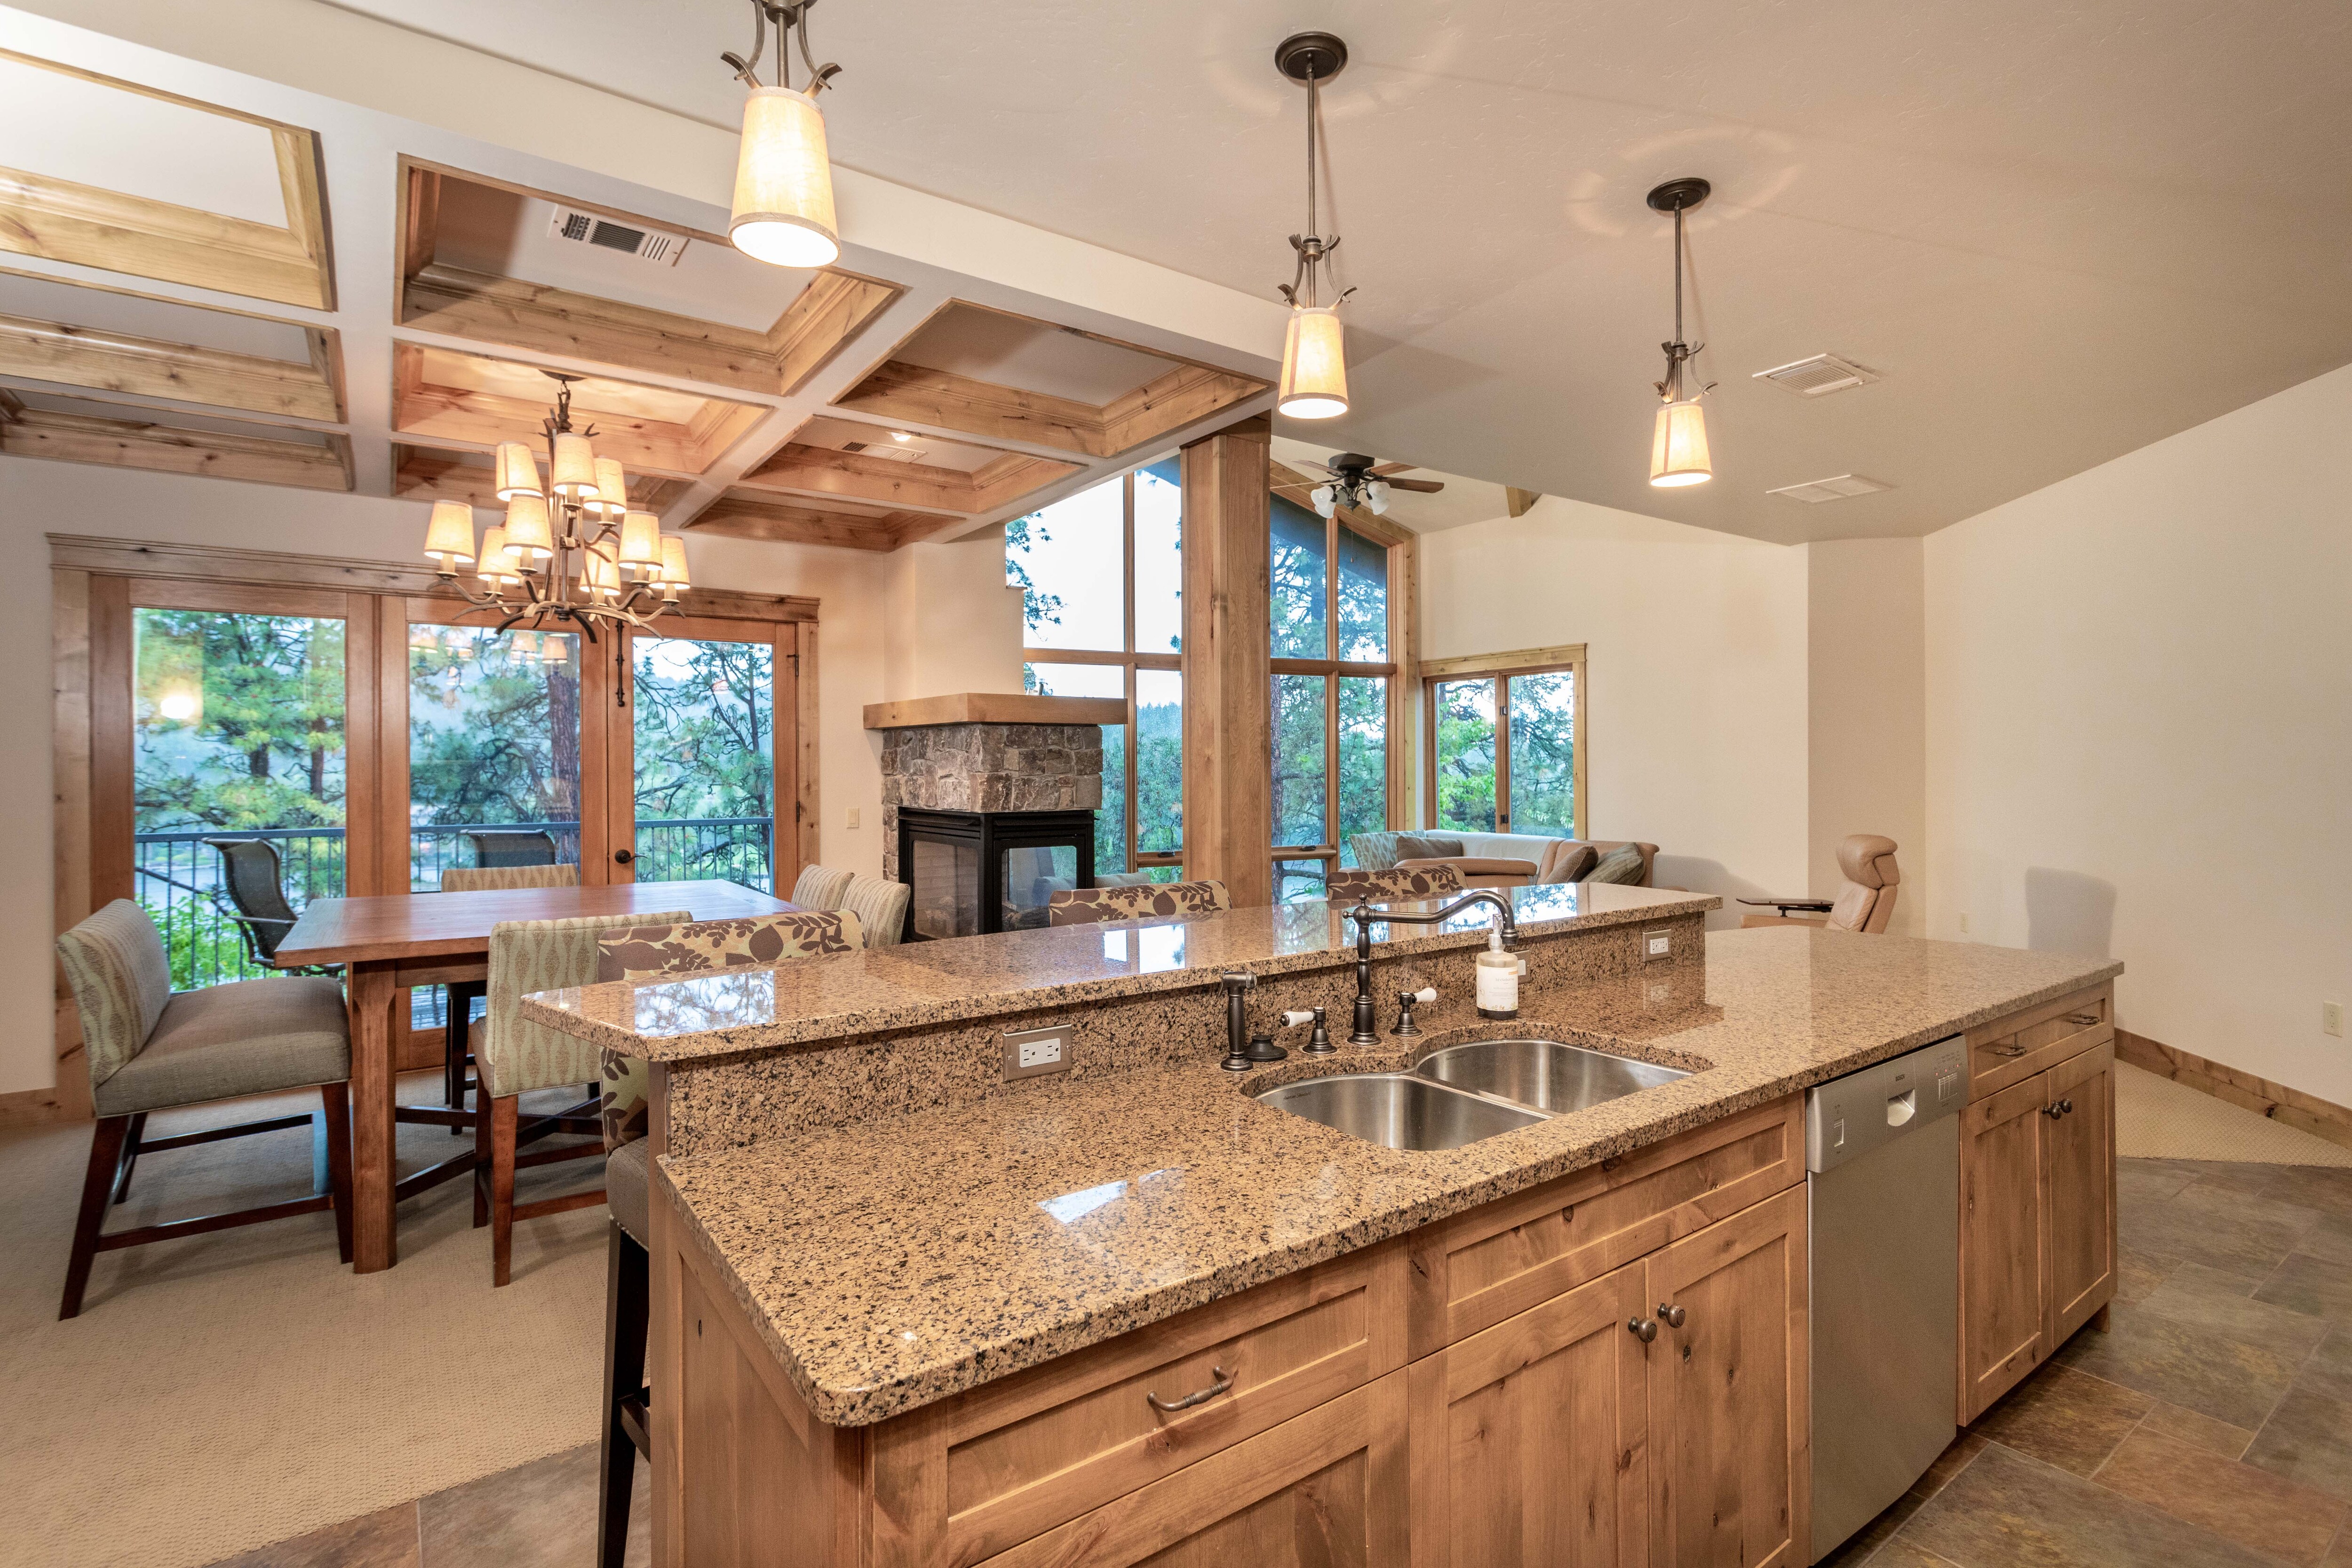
top-left (1405, 1093), bottom-right (1803, 1356)
top-left (870, 1239), bottom-right (1406, 1568)
top-left (1968, 983), bottom-right (2112, 1101)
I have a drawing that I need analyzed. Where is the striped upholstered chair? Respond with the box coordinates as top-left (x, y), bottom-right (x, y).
top-left (789, 863), bottom-right (855, 911)
top-left (470, 906), bottom-right (690, 1287)
top-left (1046, 878), bottom-right (1231, 926)
top-left (1326, 864), bottom-right (1465, 904)
top-left (588, 909), bottom-right (861, 1568)
top-left (839, 873), bottom-right (911, 948)
top-left (54, 899), bottom-right (355, 1319)
top-left (436, 862), bottom-right (583, 1124)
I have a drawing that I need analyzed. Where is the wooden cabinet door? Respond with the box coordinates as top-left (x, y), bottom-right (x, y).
top-left (2044, 1043), bottom-right (2117, 1344)
top-left (1407, 1260), bottom-right (1650, 1568)
top-left (979, 1371), bottom-right (1408, 1568)
top-left (1959, 1070), bottom-right (2050, 1424)
top-left (1644, 1186), bottom-right (1809, 1568)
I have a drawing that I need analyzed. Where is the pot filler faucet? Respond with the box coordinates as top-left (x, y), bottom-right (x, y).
top-left (1342, 891), bottom-right (1520, 1045)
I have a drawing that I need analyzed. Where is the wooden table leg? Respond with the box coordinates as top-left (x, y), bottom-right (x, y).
top-left (348, 960), bottom-right (402, 1272)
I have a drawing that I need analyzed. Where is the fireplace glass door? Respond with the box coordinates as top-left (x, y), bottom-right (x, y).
top-left (910, 835), bottom-right (982, 941)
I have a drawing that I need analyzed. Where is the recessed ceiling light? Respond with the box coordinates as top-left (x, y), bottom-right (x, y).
top-left (1766, 473), bottom-right (1891, 503)
top-left (889, 430), bottom-right (912, 442)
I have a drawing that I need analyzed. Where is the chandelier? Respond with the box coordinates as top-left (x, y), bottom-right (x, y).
top-left (421, 373), bottom-right (690, 649)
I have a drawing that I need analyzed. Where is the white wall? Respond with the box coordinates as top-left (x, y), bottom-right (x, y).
top-left (1924, 364), bottom-right (2352, 1100)
top-left (882, 529), bottom-right (1027, 702)
top-left (0, 455), bottom-right (902, 1097)
top-left (1808, 539), bottom-right (1927, 934)
top-left (1419, 497), bottom-right (1812, 925)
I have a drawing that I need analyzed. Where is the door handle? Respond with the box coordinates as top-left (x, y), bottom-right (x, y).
top-left (613, 849), bottom-right (634, 865)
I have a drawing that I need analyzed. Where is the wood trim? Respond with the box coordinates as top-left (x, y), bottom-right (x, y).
top-left (1505, 486), bottom-right (1542, 518)
top-left (689, 493), bottom-right (930, 552)
top-left (1419, 642), bottom-right (1589, 681)
top-left (375, 599), bottom-right (414, 896)
top-left (2, 405), bottom-right (353, 491)
top-left (1179, 416), bottom-right (1272, 904)
top-left (89, 575), bottom-right (133, 912)
top-left (0, 311), bottom-right (343, 423)
top-left (49, 566), bottom-right (95, 1121)
top-left (767, 271), bottom-right (902, 395)
top-left (738, 438), bottom-right (1080, 524)
top-left (794, 622), bottom-right (820, 874)
top-left (862, 692), bottom-right (1126, 729)
top-left (124, 580), bottom-right (349, 616)
top-left (1420, 645), bottom-right (1585, 839)
top-left (2115, 1028), bottom-right (2352, 1154)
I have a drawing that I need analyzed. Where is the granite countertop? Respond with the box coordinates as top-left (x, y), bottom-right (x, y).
top-left (653, 925), bottom-right (2122, 1427)
top-left (519, 881), bottom-right (1716, 1062)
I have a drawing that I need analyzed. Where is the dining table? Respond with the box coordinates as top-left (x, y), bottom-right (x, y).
top-left (274, 878), bottom-right (795, 1273)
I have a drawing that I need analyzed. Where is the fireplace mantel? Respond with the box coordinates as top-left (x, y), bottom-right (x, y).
top-left (862, 692), bottom-right (1127, 730)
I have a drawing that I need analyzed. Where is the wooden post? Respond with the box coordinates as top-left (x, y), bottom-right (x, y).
top-left (1179, 414), bottom-right (1273, 907)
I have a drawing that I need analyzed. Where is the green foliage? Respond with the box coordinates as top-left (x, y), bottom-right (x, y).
top-left (135, 610), bottom-right (346, 832)
top-left (1135, 698), bottom-right (1182, 856)
top-left (632, 639), bottom-right (773, 819)
top-left (1435, 680), bottom-right (1497, 832)
top-left (408, 627), bottom-right (582, 827)
top-left (1004, 512), bottom-right (1065, 636)
top-left (1506, 670), bottom-right (1576, 835)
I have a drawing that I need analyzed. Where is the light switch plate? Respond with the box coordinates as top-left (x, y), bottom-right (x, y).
top-left (844, 807), bottom-right (860, 829)
top-left (1643, 929), bottom-right (1671, 962)
top-left (1004, 1023), bottom-right (1073, 1080)
top-left (2326, 1002), bottom-right (2344, 1039)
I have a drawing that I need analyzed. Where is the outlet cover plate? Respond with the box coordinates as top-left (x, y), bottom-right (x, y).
top-left (1643, 929), bottom-right (1672, 963)
top-left (1004, 1023), bottom-right (1073, 1080)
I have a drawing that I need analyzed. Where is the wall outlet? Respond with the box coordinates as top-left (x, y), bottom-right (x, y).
top-left (1643, 929), bottom-right (1671, 962)
top-left (2326, 1002), bottom-right (2344, 1039)
top-left (844, 807), bottom-right (860, 829)
top-left (1004, 1023), bottom-right (1072, 1080)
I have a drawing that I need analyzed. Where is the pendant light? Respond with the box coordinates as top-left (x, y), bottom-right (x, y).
top-left (1646, 177), bottom-right (1716, 488)
top-left (723, 1), bottom-right (842, 269)
top-left (1271, 32), bottom-right (1355, 420)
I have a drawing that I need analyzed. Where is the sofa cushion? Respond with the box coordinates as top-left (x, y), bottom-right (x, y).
top-left (1347, 831), bottom-right (1404, 872)
top-left (95, 976), bottom-right (350, 1116)
top-left (1538, 842), bottom-right (1600, 883)
top-left (1587, 843), bottom-right (1647, 884)
top-left (1393, 833), bottom-right (1466, 862)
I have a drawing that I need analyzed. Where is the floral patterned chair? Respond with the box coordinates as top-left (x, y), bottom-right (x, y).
top-left (1045, 878), bottom-right (1231, 926)
top-left (1325, 864), bottom-right (1466, 904)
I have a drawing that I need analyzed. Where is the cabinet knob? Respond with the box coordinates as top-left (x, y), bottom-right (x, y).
top-left (2044, 1098), bottom-right (2075, 1118)
top-left (1627, 1317), bottom-right (1658, 1343)
top-left (1657, 1302), bottom-right (1687, 1329)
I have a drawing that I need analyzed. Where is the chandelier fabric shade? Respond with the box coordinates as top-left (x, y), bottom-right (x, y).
top-left (477, 525), bottom-right (521, 586)
top-left (502, 493), bottom-right (555, 560)
top-left (1650, 400), bottom-right (1713, 487)
top-left (618, 510), bottom-right (664, 570)
top-left (550, 433), bottom-right (600, 499)
top-left (1279, 305), bottom-right (1349, 420)
top-left (658, 534), bottom-right (691, 591)
top-left (580, 541), bottom-right (622, 599)
top-left (731, 85), bottom-right (840, 269)
top-left (587, 457), bottom-right (628, 518)
top-left (494, 441), bottom-right (542, 501)
top-left (422, 500), bottom-right (475, 566)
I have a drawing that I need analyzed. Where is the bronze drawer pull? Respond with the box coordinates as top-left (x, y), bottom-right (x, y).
top-left (1990, 1044), bottom-right (2030, 1058)
top-left (2066, 1013), bottom-right (2101, 1027)
top-left (1145, 1365), bottom-right (1234, 1413)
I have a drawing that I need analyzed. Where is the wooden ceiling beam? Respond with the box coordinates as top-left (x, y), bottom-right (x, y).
top-left (403, 263), bottom-right (780, 396)
top-left (738, 440), bottom-right (1080, 519)
top-left (687, 494), bottom-right (931, 553)
top-left (389, 343), bottom-right (766, 476)
top-left (834, 359), bottom-right (1107, 456)
top-left (2, 406), bottom-right (352, 490)
top-left (0, 311), bottom-right (342, 422)
top-left (1098, 364), bottom-right (1266, 454)
top-left (1506, 486), bottom-right (1542, 518)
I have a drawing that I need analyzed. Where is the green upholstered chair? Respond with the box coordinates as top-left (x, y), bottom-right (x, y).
top-left (788, 862), bottom-right (855, 911)
top-left (588, 908), bottom-right (861, 1568)
top-left (839, 873), bottom-right (911, 948)
top-left (470, 906), bottom-right (689, 1287)
top-left (53, 899), bottom-right (355, 1320)
top-left (435, 862), bottom-right (582, 1127)
top-left (1326, 864), bottom-right (1466, 904)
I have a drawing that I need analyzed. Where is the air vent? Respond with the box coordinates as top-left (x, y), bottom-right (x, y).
top-left (547, 207), bottom-right (686, 265)
top-left (1753, 353), bottom-right (1879, 397)
top-left (840, 440), bottom-right (929, 464)
top-left (1767, 474), bottom-right (1892, 504)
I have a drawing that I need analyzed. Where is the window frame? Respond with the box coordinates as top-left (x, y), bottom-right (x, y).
top-left (1420, 642), bottom-right (1587, 840)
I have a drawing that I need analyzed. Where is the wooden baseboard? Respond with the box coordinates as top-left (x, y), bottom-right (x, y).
top-left (2115, 1028), bottom-right (2352, 1155)
top-left (0, 1082), bottom-right (81, 1128)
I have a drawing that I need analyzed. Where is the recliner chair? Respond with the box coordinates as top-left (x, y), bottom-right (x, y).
top-left (1739, 834), bottom-right (1901, 933)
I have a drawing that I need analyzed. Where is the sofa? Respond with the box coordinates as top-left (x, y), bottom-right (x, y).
top-left (1349, 831), bottom-right (1660, 889)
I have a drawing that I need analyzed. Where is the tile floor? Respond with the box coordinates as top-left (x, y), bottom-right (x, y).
top-left (1827, 1157), bottom-right (2352, 1568)
top-left (208, 1154), bottom-right (2352, 1567)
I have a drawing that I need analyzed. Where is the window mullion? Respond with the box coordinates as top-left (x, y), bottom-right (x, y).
top-left (1494, 674), bottom-right (1511, 833)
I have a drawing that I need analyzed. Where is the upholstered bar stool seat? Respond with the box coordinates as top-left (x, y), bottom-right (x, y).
top-left (604, 1138), bottom-right (651, 1247)
top-left (1046, 879), bottom-right (1231, 926)
top-left (96, 976), bottom-right (350, 1115)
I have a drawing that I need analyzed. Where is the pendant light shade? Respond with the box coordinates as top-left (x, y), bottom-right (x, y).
top-left (1649, 400), bottom-right (1713, 487)
top-left (494, 441), bottom-right (542, 501)
top-left (587, 457), bottom-right (628, 518)
top-left (422, 500), bottom-right (475, 566)
top-left (1278, 306), bottom-right (1349, 419)
top-left (503, 493), bottom-right (555, 561)
top-left (580, 541), bottom-right (622, 599)
top-left (658, 534), bottom-right (691, 592)
top-left (731, 86), bottom-right (840, 268)
top-left (618, 510), bottom-right (664, 570)
top-left (550, 432), bottom-right (600, 499)
top-left (477, 525), bottom-right (521, 585)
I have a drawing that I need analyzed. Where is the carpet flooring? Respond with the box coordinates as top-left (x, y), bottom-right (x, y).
top-left (2118, 1061), bottom-right (2352, 1167)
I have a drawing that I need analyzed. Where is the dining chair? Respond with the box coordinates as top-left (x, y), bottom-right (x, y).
top-left (839, 873), bottom-right (911, 947)
top-left (788, 862), bottom-right (855, 911)
top-left (463, 829), bottom-right (559, 868)
top-left (53, 899), bottom-right (355, 1319)
top-left (1326, 864), bottom-right (1465, 904)
top-left (203, 838), bottom-right (338, 976)
top-left (1045, 878), bottom-right (1230, 926)
top-left (589, 908), bottom-right (862, 1568)
top-left (435, 863), bottom-right (583, 1127)
top-left (471, 906), bottom-right (690, 1286)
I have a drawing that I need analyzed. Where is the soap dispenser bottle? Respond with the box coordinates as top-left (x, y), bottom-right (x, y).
top-left (1475, 927), bottom-right (1519, 1020)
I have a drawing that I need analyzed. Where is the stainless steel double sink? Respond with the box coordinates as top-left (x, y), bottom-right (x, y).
top-left (1253, 1038), bottom-right (1691, 1151)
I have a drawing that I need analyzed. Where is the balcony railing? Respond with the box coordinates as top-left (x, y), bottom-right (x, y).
top-left (133, 816), bottom-right (776, 995)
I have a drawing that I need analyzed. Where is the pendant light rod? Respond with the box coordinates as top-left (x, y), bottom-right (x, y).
top-left (723, 0), bottom-right (839, 95)
top-left (1645, 176), bottom-right (1716, 486)
top-left (1272, 31), bottom-right (1356, 420)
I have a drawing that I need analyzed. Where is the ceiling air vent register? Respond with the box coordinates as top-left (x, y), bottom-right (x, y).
top-left (547, 207), bottom-right (686, 265)
top-left (1767, 474), bottom-right (1891, 504)
top-left (1753, 353), bottom-right (1879, 397)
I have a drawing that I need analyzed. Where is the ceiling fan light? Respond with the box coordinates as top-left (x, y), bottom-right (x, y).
top-left (587, 457), bottom-right (628, 518)
top-left (1365, 480), bottom-right (1391, 514)
top-left (618, 509), bottom-right (664, 569)
top-left (504, 492), bottom-right (556, 561)
top-left (1649, 399), bottom-right (1713, 487)
top-left (731, 85), bottom-right (841, 269)
top-left (551, 432), bottom-right (600, 498)
top-left (1278, 305), bottom-right (1349, 419)
top-left (494, 441), bottom-right (542, 501)
top-left (422, 499), bottom-right (475, 567)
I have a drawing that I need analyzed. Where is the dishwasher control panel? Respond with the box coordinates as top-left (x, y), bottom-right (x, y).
top-left (1804, 1035), bottom-right (1967, 1174)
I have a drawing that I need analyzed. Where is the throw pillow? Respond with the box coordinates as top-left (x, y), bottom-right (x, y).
top-left (1393, 833), bottom-right (1467, 862)
top-left (1586, 843), bottom-right (1647, 884)
top-left (1539, 843), bottom-right (1599, 883)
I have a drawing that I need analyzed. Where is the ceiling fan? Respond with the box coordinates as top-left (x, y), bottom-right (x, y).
top-left (1285, 452), bottom-right (1446, 517)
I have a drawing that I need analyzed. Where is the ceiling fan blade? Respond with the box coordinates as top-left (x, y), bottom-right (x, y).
top-left (1367, 462), bottom-right (1416, 476)
top-left (1382, 477), bottom-right (1445, 493)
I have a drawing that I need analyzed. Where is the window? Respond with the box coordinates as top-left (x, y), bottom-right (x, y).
top-left (1011, 460), bottom-right (1183, 877)
top-left (1270, 493), bottom-right (1403, 902)
top-left (1424, 646), bottom-right (1586, 840)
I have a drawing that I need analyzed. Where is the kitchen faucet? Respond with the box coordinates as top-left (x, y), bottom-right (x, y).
top-left (1342, 891), bottom-right (1520, 1044)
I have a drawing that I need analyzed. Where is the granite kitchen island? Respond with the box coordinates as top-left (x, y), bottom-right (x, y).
top-left (524, 885), bottom-right (2122, 1568)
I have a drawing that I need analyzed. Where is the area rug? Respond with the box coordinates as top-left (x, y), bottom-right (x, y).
top-left (2115, 1059), bottom-right (2352, 1167)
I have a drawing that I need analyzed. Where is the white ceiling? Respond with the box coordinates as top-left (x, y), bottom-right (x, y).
top-left (0, 53), bottom-right (289, 224)
top-left (307, 0), bottom-right (2352, 543)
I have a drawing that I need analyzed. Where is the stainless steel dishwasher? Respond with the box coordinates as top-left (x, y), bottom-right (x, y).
top-left (1807, 1034), bottom-right (1967, 1562)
